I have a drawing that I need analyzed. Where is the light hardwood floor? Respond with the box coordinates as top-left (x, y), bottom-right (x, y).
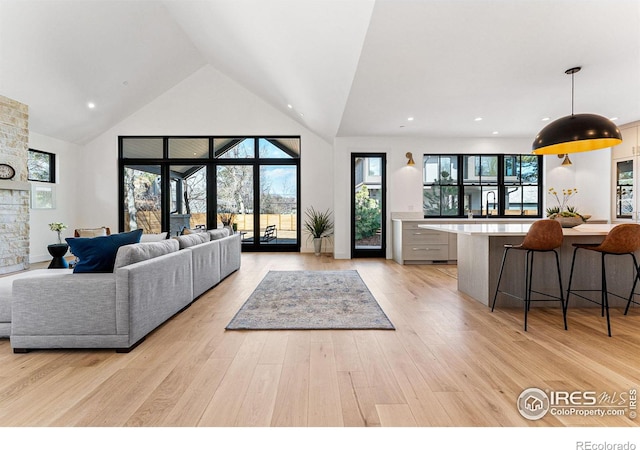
top-left (1, 252), bottom-right (639, 427)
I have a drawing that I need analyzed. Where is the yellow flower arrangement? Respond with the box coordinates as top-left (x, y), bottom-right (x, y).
top-left (546, 187), bottom-right (584, 219)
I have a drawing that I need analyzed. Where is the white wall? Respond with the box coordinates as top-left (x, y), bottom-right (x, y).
top-left (40, 63), bottom-right (613, 262)
top-left (333, 136), bottom-right (612, 259)
top-left (28, 132), bottom-right (81, 262)
top-left (545, 149), bottom-right (611, 220)
top-left (77, 64), bottom-right (333, 253)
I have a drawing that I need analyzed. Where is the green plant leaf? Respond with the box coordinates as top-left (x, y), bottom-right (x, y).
top-left (303, 207), bottom-right (334, 241)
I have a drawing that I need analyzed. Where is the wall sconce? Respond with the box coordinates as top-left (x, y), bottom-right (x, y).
top-left (406, 152), bottom-right (415, 166)
top-left (558, 154), bottom-right (572, 166)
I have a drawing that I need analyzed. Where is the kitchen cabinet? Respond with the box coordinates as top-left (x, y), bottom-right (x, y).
top-left (612, 122), bottom-right (640, 221)
top-left (392, 220), bottom-right (457, 264)
top-left (392, 218), bottom-right (543, 264)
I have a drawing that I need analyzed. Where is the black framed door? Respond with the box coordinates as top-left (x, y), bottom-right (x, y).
top-left (351, 153), bottom-right (386, 258)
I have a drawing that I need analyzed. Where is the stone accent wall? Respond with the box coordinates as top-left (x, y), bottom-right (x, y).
top-left (0, 95), bottom-right (30, 274)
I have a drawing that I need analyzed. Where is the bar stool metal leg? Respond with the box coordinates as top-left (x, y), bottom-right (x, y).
top-left (568, 247), bottom-right (613, 336)
top-left (602, 253), bottom-right (612, 337)
top-left (624, 254), bottom-right (640, 315)
top-left (490, 219), bottom-right (565, 331)
top-left (524, 250), bottom-right (534, 331)
top-left (566, 223), bottom-right (640, 336)
top-left (566, 246), bottom-right (579, 304)
top-left (491, 247), bottom-right (510, 312)
top-left (553, 249), bottom-right (568, 330)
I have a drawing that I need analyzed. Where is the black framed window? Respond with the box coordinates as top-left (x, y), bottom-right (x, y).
top-left (423, 155), bottom-right (459, 216)
top-left (119, 136), bottom-right (301, 252)
top-left (615, 159), bottom-right (633, 219)
top-left (462, 155), bottom-right (499, 217)
top-left (502, 155), bottom-right (541, 217)
top-left (27, 149), bottom-right (56, 183)
top-left (423, 154), bottom-right (542, 218)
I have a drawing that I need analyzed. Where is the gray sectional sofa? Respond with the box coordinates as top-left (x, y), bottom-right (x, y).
top-left (1, 228), bottom-right (240, 353)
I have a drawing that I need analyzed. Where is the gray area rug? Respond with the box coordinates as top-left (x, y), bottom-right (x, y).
top-left (225, 270), bottom-right (395, 330)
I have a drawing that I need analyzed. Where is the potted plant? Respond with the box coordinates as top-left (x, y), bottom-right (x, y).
top-left (303, 207), bottom-right (334, 255)
top-left (546, 188), bottom-right (589, 227)
top-left (48, 222), bottom-right (69, 268)
top-left (218, 212), bottom-right (237, 233)
top-left (49, 222), bottom-right (67, 244)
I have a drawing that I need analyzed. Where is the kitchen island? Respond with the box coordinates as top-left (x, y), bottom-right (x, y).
top-left (418, 223), bottom-right (637, 308)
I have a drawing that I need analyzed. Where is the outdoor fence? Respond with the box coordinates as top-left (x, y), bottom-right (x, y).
top-left (125, 211), bottom-right (297, 235)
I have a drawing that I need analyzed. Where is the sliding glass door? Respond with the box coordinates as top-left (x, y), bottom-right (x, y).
top-left (170, 164), bottom-right (207, 235)
top-left (119, 136), bottom-right (300, 251)
top-left (259, 164), bottom-right (297, 245)
top-left (217, 164), bottom-right (254, 242)
top-left (122, 165), bottom-right (163, 234)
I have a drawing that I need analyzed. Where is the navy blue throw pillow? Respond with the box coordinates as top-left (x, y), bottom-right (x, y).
top-left (66, 229), bottom-right (143, 273)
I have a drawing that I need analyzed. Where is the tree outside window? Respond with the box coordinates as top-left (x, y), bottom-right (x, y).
top-left (28, 149), bottom-right (55, 183)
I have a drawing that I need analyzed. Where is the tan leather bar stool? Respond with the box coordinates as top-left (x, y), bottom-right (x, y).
top-left (566, 223), bottom-right (640, 337)
top-left (491, 219), bottom-right (567, 331)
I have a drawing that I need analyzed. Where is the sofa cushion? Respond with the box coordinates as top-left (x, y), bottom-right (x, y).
top-left (66, 229), bottom-right (143, 273)
top-left (0, 269), bottom-right (72, 324)
top-left (0, 278), bottom-right (12, 322)
top-left (208, 228), bottom-right (230, 240)
top-left (173, 233), bottom-right (210, 249)
top-left (140, 232), bottom-right (168, 242)
top-left (113, 239), bottom-right (179, 269)
top-left (0, 269), bottom-right (74, 338)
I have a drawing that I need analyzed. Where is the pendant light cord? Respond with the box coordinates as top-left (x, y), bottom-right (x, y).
top-left (565, 66), bottom-right (581, 117)
top-left (571, 73), bottom-right (575, 116)
top-left (571, 70), bottom-right (574, 116)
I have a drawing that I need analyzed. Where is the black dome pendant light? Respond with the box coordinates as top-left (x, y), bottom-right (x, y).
top-left (532, 67), bottom-right (622, 155)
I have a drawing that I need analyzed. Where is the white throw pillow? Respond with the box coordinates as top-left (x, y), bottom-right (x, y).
top-left (75, 227), bottom-right (109, 237)
top-left (140, 232), bottom-right (168, 242)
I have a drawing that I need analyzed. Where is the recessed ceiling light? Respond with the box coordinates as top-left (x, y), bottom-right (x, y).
top-left (287, 104), bottom-right (293, 109)
top-left (87, 102), bottom-right (95, 109)
top-left (542, 117), bottom-right (550, 121)
top-left (492, 131), bottom-right (499, 135)
top-left (299, 112), bottom-right (304, 117)
top-left (407, 117), bottom-right (414, 121)
top-left (610, 117), bottom-right (618, 121)
top-left (474, 117), bottom-right (483, 121)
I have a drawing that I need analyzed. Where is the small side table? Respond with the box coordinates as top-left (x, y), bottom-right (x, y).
top-left (47, 243), bottom-right (69, 269)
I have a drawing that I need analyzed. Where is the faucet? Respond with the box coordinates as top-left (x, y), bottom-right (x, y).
top-left (486, 191), bottom-right (496, 216)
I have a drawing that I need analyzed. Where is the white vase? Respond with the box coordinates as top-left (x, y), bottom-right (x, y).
top-left (313, 237), bottom-right (323, 256)
top-left (554, 216), bottom-right (585, 228)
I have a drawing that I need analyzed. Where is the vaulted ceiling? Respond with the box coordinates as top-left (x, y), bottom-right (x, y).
top-left (1, 0), bottom-right (639, 146)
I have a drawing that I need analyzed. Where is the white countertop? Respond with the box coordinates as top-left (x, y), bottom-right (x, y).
top-left (393, 217), bottom-right (537, 223)
top-left (418, 223), bottom-right (618, 236)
